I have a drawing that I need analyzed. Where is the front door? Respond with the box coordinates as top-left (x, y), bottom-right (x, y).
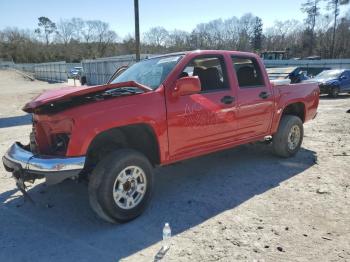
top-left (166, 55), bottom-right (238, 159)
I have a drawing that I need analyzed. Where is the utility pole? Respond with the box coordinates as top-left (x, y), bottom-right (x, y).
top-left (134, 0), bottom-right (140, 61)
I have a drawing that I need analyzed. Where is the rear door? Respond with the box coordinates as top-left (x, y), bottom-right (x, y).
top-left (230, 56), bottom-right (274, 140)
top-left (166, 55), bottom-right (238, 158)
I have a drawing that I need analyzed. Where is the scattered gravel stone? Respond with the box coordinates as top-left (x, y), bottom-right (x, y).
top-left (277, 246), bottom-right (285, 252)
top-left (322, 236), bottom-right (332, 241)
top-left (316, 188), bottom-right (330, 194)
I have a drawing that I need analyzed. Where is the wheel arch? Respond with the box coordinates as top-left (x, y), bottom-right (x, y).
top-left (281, 102), bottom-right (306, 123)
top-left (84, 123), bottom-right (160, 172)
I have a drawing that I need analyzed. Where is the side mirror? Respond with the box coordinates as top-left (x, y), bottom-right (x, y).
top-left (340, 75), bottom-right (347, 81)
top-left (173, 76), bottom-right (201, 96)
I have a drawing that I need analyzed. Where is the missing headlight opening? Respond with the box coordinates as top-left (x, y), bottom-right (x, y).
top-left (52, 133), bottom-right (70, 155)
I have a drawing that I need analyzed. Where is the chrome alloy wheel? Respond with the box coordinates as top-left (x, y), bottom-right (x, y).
top-left (112, 166), bottom-right (147, 210)
top-left (287, 125), bottom-right (301, 150)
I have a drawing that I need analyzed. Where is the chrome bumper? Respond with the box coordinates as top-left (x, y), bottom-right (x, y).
top-left (2, 142), bottom-right (86, 185)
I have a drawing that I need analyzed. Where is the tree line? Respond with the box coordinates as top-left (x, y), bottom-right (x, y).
top-left (0, 0), bottom-right (349, 63)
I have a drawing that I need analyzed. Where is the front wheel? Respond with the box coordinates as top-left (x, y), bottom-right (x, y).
top-left (329, 87), bottom-right (339, 98)
top-left (272, 115), bottom-right (303, 158)
top-left (88, 149), bottom-right (153, 223)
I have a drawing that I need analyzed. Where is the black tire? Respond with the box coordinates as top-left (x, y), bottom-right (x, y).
top-left (88, 149), bottom-right (153, 223)
top-left (272, 115), bottom-right (303, 158)
top-left (329, 87), bottom-right (339, 98)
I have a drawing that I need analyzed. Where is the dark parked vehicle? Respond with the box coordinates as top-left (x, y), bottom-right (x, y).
top-left (266, 67), bottom-right (310, 84)
top-left (306, 69), bottom-right (350, 98)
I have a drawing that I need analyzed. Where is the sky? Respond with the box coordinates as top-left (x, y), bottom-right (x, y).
top-left (0, 0), bottom-right (347, 38)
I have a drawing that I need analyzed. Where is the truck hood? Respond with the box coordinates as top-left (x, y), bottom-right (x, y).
top-left (23, 81), bottom-right (152, 113)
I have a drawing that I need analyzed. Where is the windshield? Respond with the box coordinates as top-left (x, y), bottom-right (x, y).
top-left (314, 70), bottom-right (343, 80)
top-left (111, 55), bottom-right (183, 89)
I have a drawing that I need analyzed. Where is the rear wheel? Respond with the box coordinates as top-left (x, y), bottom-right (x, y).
top-left (272, 115), bottom-right (303, 157)
top-left (88, 149), bottom-right (153, 223)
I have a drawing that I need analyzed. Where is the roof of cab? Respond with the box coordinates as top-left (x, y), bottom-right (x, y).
top-left (147, 50), bottom-right (260, 59)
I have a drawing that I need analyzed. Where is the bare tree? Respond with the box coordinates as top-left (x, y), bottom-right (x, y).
top-left (70, 18), bottom-right (85, 41)
top-left (167, 30), bottom-right (190, 51)
top-left (222, 16), bottom-right (240, 49)
top-left (144, 27), bottom-right (169, 46)
top-left (89, 20), bottom-right (118, 57)
top-left (325, 0), bottom-right (350, 57)
top-left (82, 20), bottom-right (96, 43)
top-left (237, 14), bottom-right (256, 51)
top-left (56, 19), bottom-right (74, 45)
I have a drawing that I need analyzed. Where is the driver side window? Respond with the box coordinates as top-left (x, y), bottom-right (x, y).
top-left (179, 56), bottom-right (229, 92)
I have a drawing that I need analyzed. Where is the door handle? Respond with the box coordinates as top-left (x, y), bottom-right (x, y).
top-left (221, 96), bottom-right (235, 104)
top-left (259, 92), bottom-right (270, 99)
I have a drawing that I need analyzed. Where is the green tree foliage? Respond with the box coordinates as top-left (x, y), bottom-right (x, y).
top-left (251, 17), bottom-right (263, 51)
top-left (35, 17), bottom-right (57, 45)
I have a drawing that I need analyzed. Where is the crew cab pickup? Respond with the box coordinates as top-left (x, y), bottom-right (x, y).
top-left (2, 50), bottom-right (319, 223)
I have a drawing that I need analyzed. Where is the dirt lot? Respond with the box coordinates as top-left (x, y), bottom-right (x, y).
top-left (0, 70), bottom-right (349, 262)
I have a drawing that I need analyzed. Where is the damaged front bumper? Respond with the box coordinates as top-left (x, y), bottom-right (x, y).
top-left (2, 142), bottom-right (86, 185)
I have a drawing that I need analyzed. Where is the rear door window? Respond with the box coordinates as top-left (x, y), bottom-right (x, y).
top-left (231, 57), bottom-right (264, 88)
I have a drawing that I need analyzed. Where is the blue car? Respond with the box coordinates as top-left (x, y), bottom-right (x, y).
top-left (68, 67), bottom-right (83, 79)
top-left (309, 69), bottom-right (350, 98)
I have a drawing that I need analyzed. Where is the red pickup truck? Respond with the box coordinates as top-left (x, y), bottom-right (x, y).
top-left (3, 50), bottom-right (319, 223)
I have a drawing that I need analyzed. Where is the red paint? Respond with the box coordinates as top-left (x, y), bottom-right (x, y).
top-left (27, 50), bottom-right (320, 165)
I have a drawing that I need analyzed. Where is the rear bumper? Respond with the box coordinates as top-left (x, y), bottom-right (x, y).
top-left (2, 142), bottom-right (86, 185)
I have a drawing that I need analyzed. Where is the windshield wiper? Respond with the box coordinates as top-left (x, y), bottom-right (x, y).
top-left (102, 87), bottom-right (143, 97)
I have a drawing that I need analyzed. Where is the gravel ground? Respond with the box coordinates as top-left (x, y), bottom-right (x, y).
top-left (0, 70), bottom-right (349, 262)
